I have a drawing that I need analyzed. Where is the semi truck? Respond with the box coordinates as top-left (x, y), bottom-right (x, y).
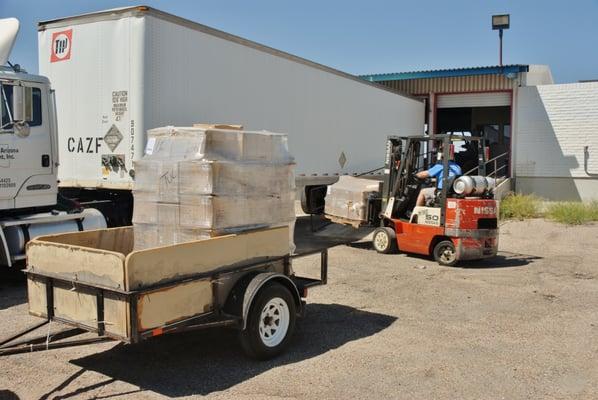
top-left (38, 6), bottom-right (424, 219)
top-left (0, 6), bottom-right (424, 267)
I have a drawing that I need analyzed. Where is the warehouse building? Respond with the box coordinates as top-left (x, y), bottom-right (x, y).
top-left (361, 65), bottom-right (598, 201)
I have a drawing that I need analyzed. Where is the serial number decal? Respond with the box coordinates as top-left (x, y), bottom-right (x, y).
top-left (130, 119), bottom-right (135, 163)
top-left (67, 137), bottom-right (103, 153)
top-left (0, 178), bottom-right (16, 188)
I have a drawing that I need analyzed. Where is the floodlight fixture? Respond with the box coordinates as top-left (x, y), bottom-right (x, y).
top-left (492, 14), bottom-right (510, 66)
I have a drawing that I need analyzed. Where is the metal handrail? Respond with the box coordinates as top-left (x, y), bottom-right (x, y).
top-left (464, 151), bottom-right (510, 179)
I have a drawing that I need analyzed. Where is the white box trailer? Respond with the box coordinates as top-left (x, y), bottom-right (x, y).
top-left (38, 6), bottom-right (423, 217)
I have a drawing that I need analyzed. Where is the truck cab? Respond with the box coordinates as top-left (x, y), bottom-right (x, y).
top-left (0, 67), bottom-right (58, 212)
top-left (0, 18), bottom-right (106, 269)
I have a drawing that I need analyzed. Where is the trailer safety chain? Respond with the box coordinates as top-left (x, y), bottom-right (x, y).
top-left (45, 319), bottom-right (52, 350)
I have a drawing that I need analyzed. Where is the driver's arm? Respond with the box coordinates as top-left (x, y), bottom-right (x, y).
top-left (415, 170), bottom-right (430, 179)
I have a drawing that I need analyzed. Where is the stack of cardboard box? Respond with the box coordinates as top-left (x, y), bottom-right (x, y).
top-left (132, 125), bottom-right (295, 250)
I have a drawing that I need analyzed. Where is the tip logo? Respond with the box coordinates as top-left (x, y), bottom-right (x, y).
top-left (50, 29), bottom-right (72, 63)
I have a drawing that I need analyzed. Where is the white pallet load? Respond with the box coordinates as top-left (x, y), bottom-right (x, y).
top-left (324, 175), bottom-right (382, 226)
top-left (132, 126), bottom-right (296, 250)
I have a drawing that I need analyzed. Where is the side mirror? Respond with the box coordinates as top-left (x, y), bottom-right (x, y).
top-left (12, 85), bottom-right (32, 122)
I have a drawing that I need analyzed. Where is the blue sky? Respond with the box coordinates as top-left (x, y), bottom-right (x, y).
top-left (1, 0), bottom-right (597, 83)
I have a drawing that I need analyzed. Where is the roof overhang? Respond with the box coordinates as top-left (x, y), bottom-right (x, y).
top-left (361, 65), bottom-right (529, 82)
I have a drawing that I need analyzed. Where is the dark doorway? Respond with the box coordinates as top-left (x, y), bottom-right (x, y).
top-left (436, 105), bottom-right (511, 177)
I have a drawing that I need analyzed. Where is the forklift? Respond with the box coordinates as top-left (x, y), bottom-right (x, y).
top-left (370, 134), bottom-right (499, 266)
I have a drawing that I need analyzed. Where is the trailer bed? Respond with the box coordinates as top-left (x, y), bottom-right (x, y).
top-left (26, 226), bottom-right (290, 341)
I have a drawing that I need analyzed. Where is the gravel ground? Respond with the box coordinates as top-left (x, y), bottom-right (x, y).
top-left (0, 218), bottom-right (597, 399)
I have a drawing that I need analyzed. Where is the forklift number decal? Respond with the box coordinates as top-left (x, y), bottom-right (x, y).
top-left (51, 29), bottom-right (72, 63)
top-left (425, 214), bottom-right (439, 223)
top-left (474, 206), bottom-right (496, 215)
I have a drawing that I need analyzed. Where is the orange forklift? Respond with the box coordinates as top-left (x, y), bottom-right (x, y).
top-left (371, 134), bottom-right (499, 266)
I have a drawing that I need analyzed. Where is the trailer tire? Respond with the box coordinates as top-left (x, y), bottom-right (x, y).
top-left (433, 240), bottom-right (457, 266)
top-left (372, 227), bottom-right (398, 254)
top-left (240, 282), bottom-right (296, 360)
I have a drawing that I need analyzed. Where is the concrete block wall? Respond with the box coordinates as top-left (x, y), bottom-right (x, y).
top-left (514, 82), bottom-right (598, 201)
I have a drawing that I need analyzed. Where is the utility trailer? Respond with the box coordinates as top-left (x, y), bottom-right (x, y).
top-left (0, 225), bottom-right (328, 359)
top-left (37, 6), bottom-right (424, 219)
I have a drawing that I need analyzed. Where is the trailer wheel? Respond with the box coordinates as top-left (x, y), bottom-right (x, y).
top-left (433, 240), bottom-right (457, 266)
top-left (240, 282), bottom-right (296, 360)
top-left (372, 227), bottom-right (398, 254)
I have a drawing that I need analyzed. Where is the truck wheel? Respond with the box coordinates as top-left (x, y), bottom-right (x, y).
top-left (372, 227), bottom-right (398, 254)
top-left (433, 240), bottom-right (457, 266)
top-left (240, 282), bottom-right (296, 360)
top-left (300, 185), bottom-right (326, 214)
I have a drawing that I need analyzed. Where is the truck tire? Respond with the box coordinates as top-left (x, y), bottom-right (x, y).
top-left (433, 240), bottom-right (457, 266)
top-left (300, 185), bottom-right (326, 214)
top-left (240, 282), bottom-right (296, 360)
top-left (372, 227), bottom-right (398, 254)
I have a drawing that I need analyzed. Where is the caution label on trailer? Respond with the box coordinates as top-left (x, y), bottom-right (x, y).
top-left (104, 124), bottom-right (123, 152)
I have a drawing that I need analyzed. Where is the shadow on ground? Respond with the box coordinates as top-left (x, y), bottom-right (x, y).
top-left (43, 303), bottom-right (396, 399)
top-left (0, 390), bottom-right (20, 400)
top-left (346, 243), bottom-right (541, 270)
top-left (459, 252), bottom-right (542, 269)
top-left (0, 271), bottom-right (27, 310)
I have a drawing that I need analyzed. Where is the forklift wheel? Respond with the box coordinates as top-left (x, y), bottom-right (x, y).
top-left (372, 227), bottom-right (398, 254)
top-left (433, 240), bottom-right (457, 266)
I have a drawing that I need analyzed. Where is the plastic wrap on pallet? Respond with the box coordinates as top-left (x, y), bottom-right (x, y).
top-left (144, 126), bottom-right (293, 163)
top-left (134, 160), bottom-right (295, 202)
top-left (133, 221), bottom-right (296, 253)
top-left (178, 161), bottom-right (296, 196)
top-left (324, 176), bottom-right (382, 222)
top-left (132, 192), bottom-right (295, 230)
top-left (178, 193), bottom-right (295, 229)
top-left (133, 126), bottom-right (296, 252)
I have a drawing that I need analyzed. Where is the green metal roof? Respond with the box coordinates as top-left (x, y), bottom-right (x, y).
top-left (360, 65), bottom-right (529, 82)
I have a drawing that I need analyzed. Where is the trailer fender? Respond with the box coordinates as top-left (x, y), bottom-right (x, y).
top-left (241, 272), bottom-right (302, 330)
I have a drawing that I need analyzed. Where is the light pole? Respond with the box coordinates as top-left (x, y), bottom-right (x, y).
top-left (492, 14), bottom-right (510, 66)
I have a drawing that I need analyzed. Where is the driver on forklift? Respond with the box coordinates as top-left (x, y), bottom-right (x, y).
top-left (415, 151), bottom-right (462, 207)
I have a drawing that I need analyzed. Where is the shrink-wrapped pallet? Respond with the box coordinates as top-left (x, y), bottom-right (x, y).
top-left (144, 126), bottom-right (292, 163)
top-left (132, 126), bottom-right (296, 251)
top-left (324, 176), bottom-right (382, 225)
top-left (132, 193), bottom-right (295, 230)
top-left (134, 160), bottom-right (295, 202)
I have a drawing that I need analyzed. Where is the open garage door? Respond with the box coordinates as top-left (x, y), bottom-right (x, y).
top-left (435, 91), bottom-right (512, 178)
top-left (437, 92), bottom-right (511, 108)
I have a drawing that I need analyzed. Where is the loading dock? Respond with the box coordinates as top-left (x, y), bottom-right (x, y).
top-left (361, 65), bottom-right (553, 183)
top-left (360, 64), bottom-right (598, 201)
